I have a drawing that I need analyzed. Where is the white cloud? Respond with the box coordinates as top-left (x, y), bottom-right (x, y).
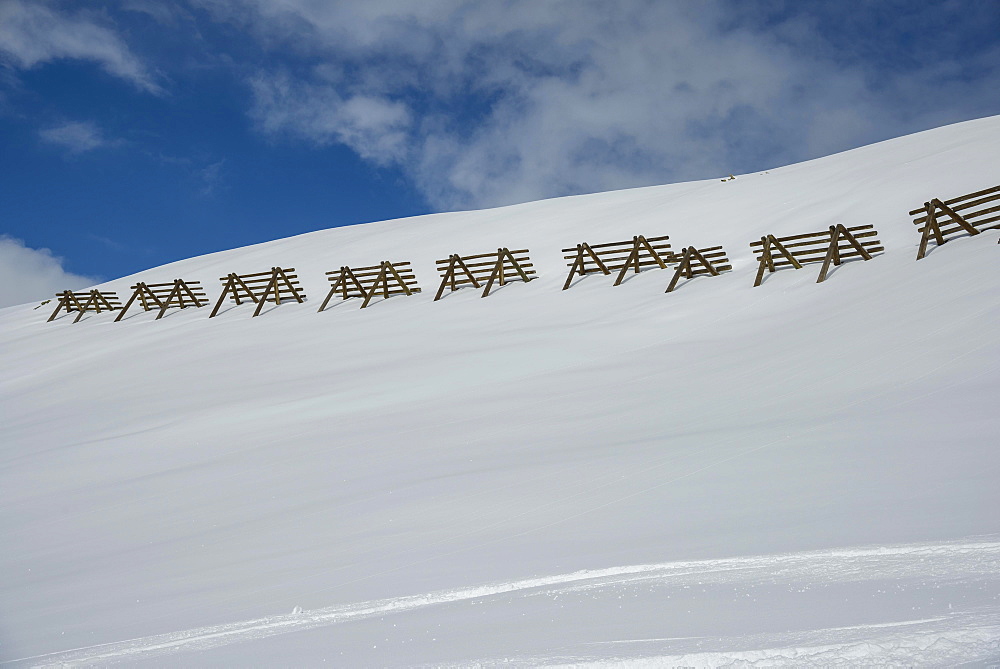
top-left (197, 0), bottom-right (1000, 211)
top-left (0, 0), bottom-right (162, 94)
top-left (249, 71), bottom-right (411, 165)
top-left (0, 235), bottom-right (97, 308)
top-left (38, 120), bottom-right (107, 154)
top-left (198, 158), bottom-right (226, 195)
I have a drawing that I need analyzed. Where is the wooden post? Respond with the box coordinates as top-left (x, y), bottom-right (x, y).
top-left (666, 247), bottom-right (693, 293)
top-left (817, 226), bottom-right (842, 283)
top-left (753, 236), bottom-right (771, 287)
top-left (360, 264), bottom-right (389, 309)
top-left (253, 272), bottom-right (278, 317)
top-left (434, 256), bottom-right (459, 302)
top-left (613, 236), bottom-right (668, 286)
top-left (210, 274), bottom-right (247, 318)
top-left (319, 267), bottom-right (363, 312)
top-left (482, 249), bottom-right (506, 297)
top-left (562, 242), bottom-right (610, 290)
top-left (74, 291), bottom-right (103, 323)
top-left (136, 283), bottom-right (151, 312)
top-left (562, 245), bottom-right (585, 291)
top-left (754, 235), bottom-right (802, 287)
top-left (155, 283), bottom-right (181, 320)
top-left (115, 286), bottom-right (144, 322)
top-left (47, 291), bottom-right (73, 322)
top-left (338, 267), bottom-right (350, 299)
top-left (253, 267), bottom-right (301, 317)
top-left (74, 293), bottom-right (95, 323)
top-left (613, 237), bottom-right (640, 286)
top-left (917, 202), bottom-right (939, 260)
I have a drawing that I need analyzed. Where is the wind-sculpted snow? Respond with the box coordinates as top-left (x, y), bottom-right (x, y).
top-left (2, 116), bottom-right (1000, 665)
top-left (7, 538), bottom-right (999, 666)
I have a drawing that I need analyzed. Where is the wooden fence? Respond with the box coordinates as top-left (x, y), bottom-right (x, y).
top-left (434, 248), bottom-right (536, 300)
top-left (47, 289), bottom-right (121, 323)
top-left (318, 261), bottom-right (420, 311)
top-left (665, 245), bottom-right (732, 293)
top-left (562, 235), bottom-right (674, 290)
top-left (115, 279), bottom-right (207, 321)
top-left (209, 267), bottom-right (306, 318)
top-left (47, 180), bottom-right (1000, 327)
top-left (751, 224), bottom-right (884, 286)
top-left (911, 185), bottom-right (1000, 259)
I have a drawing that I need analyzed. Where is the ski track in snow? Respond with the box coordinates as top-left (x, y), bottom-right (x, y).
top-left (7, 537), bottom-right (1000, 667)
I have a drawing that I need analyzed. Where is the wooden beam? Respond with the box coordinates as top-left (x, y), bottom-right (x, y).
top-left (771, 236), bottom-right (802, 269)
top-left (753, 236), bottom-right (770, 287)
top-left (838, 224), bottom-right (873, 260)
top-left (385, 261), bottom-right (414, 296)
top-left (816, 226), bottom-right (842, 283)
top-left (934, 198), bottom-right (980, 236)
top-left (434, 255), bottom-right (459, 302)
top-left (115, 286), bottom-right (145, 322)
top-left (209, 275), bottom-right (238, 318)
top-left (665, 247), bottom-right (693, 293)
top-left (252, 269), bottom-right (279, 317)
top-left (562, 245), bottom-right (585, 291)
top-left (47, 291), bottom-right (72, 322)
top-left (360, 264), bottom-right (389, 308)
top-left (481, 249), bottom-right (506, 297)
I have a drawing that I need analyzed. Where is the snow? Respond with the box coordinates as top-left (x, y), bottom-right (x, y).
top-left (1, 115), bottom-right (1000, 666)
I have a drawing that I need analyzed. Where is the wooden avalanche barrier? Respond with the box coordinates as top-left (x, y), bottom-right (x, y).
top-left (750, 224), bottom-right (884, 286)
top-left (47, 289), bottom-right (121, 323)
top-left (209, 266), bottom-right (306, 318)
top-left (561, 235), bottom-right (675, 290)
top-left (318, 261), bottom-right (421, 311)
top-left (665, 246), bottom-right (732, 293)
top-left (911, 185), bottom-right (1000, 259)
top-left (434, 248), bottom-right (536, 300)
top-left (115, 279), bottom-right (208, 321)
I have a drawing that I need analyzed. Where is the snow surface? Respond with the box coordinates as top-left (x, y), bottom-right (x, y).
top-left (1, 115), bottom-right (999, 666)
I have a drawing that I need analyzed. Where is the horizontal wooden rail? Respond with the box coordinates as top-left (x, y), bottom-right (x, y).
top-left (665, 245), bottom-right (732, 293)
top-left (751, 224), bottom-right (883, 286)
top-left (319, 260), bottom-right (421, 311)
top-left (48, 290), bottom-right (122, 323)
top-left (435, 248), bottom-right (537, 300)
top-left (911, 186), bottom-right (1000, 259)
top-left (908, 184), bottom-right (1000, 216)
top-left (562, 235), bottom-right (675, 290)
top-left (210, 267), bottom-right (305, 318)
top-left (116, 279), bottom-right (208, 322)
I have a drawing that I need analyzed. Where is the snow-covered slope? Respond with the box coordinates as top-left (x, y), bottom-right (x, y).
top-left (1, 116), bottom-right (999, 666)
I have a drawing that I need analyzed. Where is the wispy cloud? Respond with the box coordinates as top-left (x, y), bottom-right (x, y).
top-left (0, 235), bottom-right (98, 308)
top-left (197, 0), bottom-right (1000, 211)
top-left (0, 0), bottom-right (163, 95)
top-left (198, 158), bottom-right (226, 195)
top-left (249, 71), bottom-right (411, 166)
top-left (39, 120), bottom-right (108, 154)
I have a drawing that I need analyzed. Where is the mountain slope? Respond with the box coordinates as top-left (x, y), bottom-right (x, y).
top-left (1, 116), bottom-right (999, 666)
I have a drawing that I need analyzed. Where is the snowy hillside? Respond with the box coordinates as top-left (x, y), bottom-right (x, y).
top-left (1, 116), bottom-right (999, 666)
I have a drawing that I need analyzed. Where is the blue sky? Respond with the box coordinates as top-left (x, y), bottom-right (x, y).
top-left (1, 0), bottom-right (999, 306)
